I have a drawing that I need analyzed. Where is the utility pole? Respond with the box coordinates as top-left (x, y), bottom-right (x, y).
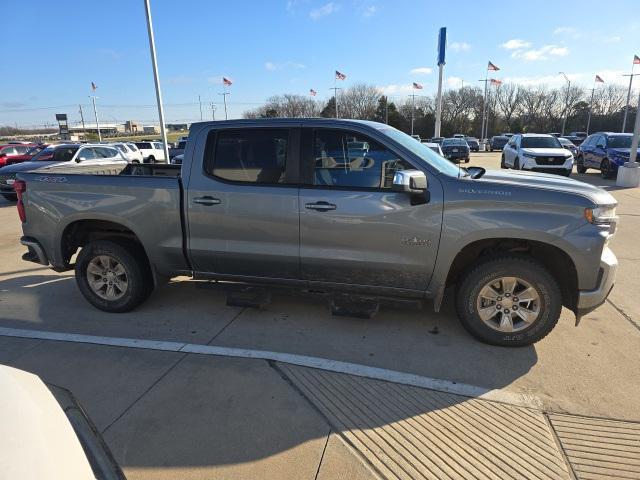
top-left (210, 102), bottom-right (216, 121)
top-left (616, 87), bottom-right (640, 187)
top-left (479, 78), bottom-right (489, 139)
top-left (409, 93), bottom-right (418, 136)
top-left (586, 88), bottom-right (595, 135)
top-left (330, 85), bottom-right (342, 118)
top-left (143, 0), bottom-right (170, 163)
top-left (559, 72), bottom-right (571, 136)
top-left (89, 95), bottom-right (101, 141)
top-left (198, 95), bottom-right (203, 121)
top-left (78, 104), bottom-right (86, 135)
top-left (384, 96), bottom-right (389, 124)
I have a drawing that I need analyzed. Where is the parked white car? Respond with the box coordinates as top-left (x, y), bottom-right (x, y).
top-left (501, 133), bottom-right (573, 176)
top-left (0, 365), bottom-right (124, 479)
top-left (134, 141), bottom-right (166, 163)
top-left (110, 142), bottom-right (144, 163)
top-left (422, 141), bottom-right (444, 156)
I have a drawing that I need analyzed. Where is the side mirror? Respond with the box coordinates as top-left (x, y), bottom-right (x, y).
top-left (392, 169), bottom-right (427, 194)
top-left (76, 156), bottom-right (86, 163)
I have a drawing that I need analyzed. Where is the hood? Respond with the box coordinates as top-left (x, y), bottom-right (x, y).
top-left (521, 148), bottom-right (569, 156)
top-left (475, 169), bottom-right (616, 205)
top-left (0, 160), bottom-right (60, 175)
top-left (0, 366), bottom-right (95, 480)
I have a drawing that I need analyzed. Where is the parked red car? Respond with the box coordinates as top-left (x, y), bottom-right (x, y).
top-left (0, 144), bottom-right (38, 167)
top-left (3, 144), bottom-right (50, 166)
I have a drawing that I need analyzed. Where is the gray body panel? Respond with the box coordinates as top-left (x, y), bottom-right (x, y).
top-left (17, 118), bottom-right (617, 314)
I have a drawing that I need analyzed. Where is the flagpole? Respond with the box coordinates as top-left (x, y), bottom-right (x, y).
top-left (622, 61), bottom-right (637, 133)
top-left (335, 75), bottom-right (339, 118)
top-left (481, 66), bottom-right (488, 140)
top-left (411, 86), bottom-right (415, 136)
top-left (586, 78), bottom-right (596, 135)
top-left (89, 95), bottom-right (101, 142)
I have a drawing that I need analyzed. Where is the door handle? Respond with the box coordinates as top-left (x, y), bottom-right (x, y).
top-left (305, 201), bottom-right (337, 212)
top-left (193, 196), bottom-right (221, 206)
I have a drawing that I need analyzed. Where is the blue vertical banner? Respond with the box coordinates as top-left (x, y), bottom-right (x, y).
top-left (437, 27), bottom-right (447, 66)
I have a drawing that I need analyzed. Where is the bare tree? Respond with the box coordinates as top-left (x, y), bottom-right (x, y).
top-left (243, 94), bottom-right (320, 118)
top-left (339, 83), bottom-right (381, 119)
top-left (593, 84), bottom-right (627, 116)
top-left (496, 83), bottom-right (521, 130)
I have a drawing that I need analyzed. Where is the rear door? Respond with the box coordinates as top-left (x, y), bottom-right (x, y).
top-left (298, 127), bottom-right (442, 292)
top-left (186, 126), bottom-right (301, 279)
top-left (504, 135), bottom-right (517, 166)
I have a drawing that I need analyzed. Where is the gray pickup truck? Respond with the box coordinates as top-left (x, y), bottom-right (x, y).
top-left (15, 119), bottom-right (618, 346)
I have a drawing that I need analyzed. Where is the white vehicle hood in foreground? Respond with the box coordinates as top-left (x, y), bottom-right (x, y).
top-left (0, 365), bottom-right (95, 480)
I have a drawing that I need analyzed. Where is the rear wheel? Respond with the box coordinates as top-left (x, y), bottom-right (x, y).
top-left (75, 239), bottom-right (153, 313)
top-left (600, 159), bottom-right (614, 179)
top-left (455, 255), bottom-right (561, 346)
top-left (147, 155), bottom-right (155, 164)
top-left (1, 193), bottom-right (17, 202)
top-left (576, 156), bottom-right (587, 174)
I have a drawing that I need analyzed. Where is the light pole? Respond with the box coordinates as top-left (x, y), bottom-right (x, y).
top-left (559, 72), bottom-right (570, 136)
top-left (616, 87), bottom-right (640, 187)
top-left (89, 95), bottom-right (101, 141)
top-left (143, 0), bottom-right (170, 163)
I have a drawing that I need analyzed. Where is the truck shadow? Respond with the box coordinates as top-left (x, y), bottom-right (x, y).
top-left (0, 272), bottom-right (540, 474)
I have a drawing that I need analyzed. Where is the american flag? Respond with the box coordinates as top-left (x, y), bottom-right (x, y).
top-left (91, 82), bottom-right (97, 91)
top-left (487, 61), bottom-right (500, 71)
top-left (335, 70), bottom-right (346, 80)
top-left (634, 55), bottom-right (640, 65)
top-left (412, 82), bottom-right (423, 90)
top-left (490, 78), bottom-right (502, 86)
top-left (223, 77), bottom-right (233, 86)
top-left (595, 75), bottom-right (604, 83)
top-left (309, 89), bottom-right (317, 96)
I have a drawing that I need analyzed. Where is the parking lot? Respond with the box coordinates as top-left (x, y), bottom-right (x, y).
top-left (1, 151), bottom-right (639, 479)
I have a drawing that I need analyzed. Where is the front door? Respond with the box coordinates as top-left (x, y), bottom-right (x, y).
top-left (186, 126), bottom-right (301, 279)
top-left (299, 128), bottom-right (442, 292)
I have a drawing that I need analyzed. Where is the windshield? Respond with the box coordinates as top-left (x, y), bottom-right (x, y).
top-left (381, 127), bottom-right (461, 176)
top-left (31, 147), bottom-right (56, 161)
top-left (608, 136), bottom-right (632, 148)
top-left (521, 136), bottom-right (561, 148)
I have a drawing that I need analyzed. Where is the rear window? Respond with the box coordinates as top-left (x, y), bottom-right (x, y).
top-left (442, 139), bottom-right (467, 146)
top-left (208, 129), bottom-right (288, 184)
top-left (127, 143), bottom-right (139, 151)
top-left (607, 136), bottom-right (632, 148)
top-left (135, 142), bottom-right (152, 149)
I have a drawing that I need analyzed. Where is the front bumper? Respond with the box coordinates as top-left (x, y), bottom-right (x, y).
top-left (576, 246), bottom-right (617, 317)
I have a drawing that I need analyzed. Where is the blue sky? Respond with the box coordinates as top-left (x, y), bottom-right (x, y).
top-left (1, 0), bottom-right (639, 128)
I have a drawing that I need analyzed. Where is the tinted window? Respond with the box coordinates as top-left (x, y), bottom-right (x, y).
top-left (211, 129), bottom-right (288, 184)
top-left (53, 147), bottom-right (79, 162)
top-left (135, 142), bottom-right (152, 149)
top-left (115, 144), bottom-right (129, 153)
top-left (313, 129), bottom-right (411, 189)
top-left (177, 141), bottom-right (187, 149)
top-left (442, 139), bottom-right (467, 147)
top-left (0, 146), bottom-right (17, 155)
top-left (521, 136), bottom-right (561, 148)
top-left (78, 148), bottom-right (97, 160)
top-left (127, 143), bottom-right (138, 151)
top-left (608, 136), bottom-right (632, 148)
top-left (95, 147), bottom-right (118, 158)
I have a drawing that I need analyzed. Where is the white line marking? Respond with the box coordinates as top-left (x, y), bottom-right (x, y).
top-left (23, 277), bottom-right (73, 288)
top-left (0, 326), bottom-right (542, 409)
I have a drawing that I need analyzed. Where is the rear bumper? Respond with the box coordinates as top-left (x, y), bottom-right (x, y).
top-left (576, 246), bottom-right (617, 316)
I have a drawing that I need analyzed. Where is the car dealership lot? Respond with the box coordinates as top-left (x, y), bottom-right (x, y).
top-left (1, 151), bottom-right (639, 479)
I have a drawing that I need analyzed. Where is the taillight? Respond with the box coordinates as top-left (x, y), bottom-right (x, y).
top-left (14, 180), bottom-right (26, 223)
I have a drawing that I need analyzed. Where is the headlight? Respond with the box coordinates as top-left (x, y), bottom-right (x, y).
top-left (522, 152), bottom-right (536, 158)
top-left (584, 205), bottom-right (617, 224)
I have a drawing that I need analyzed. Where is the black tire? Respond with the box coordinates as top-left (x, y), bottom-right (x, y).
top-left (600, 159), bottom-right (614, 179)
top-left (514, 157), bottom-right (520, 170)
top-left (465, 158), bottom-right (470, 163)
top-left (576, 156), bottom-right (587, 174)
top-left (75, 239), bottom-right (153, 313)
top-left (490, 147), bottom-right (494, 152)
top-left (147, 156), bottom-right (155, 164)
top-left (455, 255), bottom-right (562, 346)
top-left (500, 155), bottom-right (506, 168)
top-left (1, 193), bottom-right (17, 202)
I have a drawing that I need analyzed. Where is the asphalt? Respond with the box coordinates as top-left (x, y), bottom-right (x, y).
top-left (0, 151), bottom-right (639, 479)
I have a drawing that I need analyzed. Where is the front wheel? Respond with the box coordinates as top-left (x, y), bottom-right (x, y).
top-left (600, 159), bottom-right (614, 179)
top-left (147, 156), bottom-right (155, 164)
top-left (1, 193), bottom-right (17, 202)
top-left (455, 256), bottom-right (561, 346)
top-left (75, 240), bottom-right (153, 313)
top-left (500, 155), bottom-right (506, 168)
top-left (576, 156), bottom-right (587, 174)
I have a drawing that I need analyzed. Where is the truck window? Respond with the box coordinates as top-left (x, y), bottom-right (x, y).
top-left (313, 129), bottom-right (410, 189)
top-left (209, 129), bottom-right (288, 184)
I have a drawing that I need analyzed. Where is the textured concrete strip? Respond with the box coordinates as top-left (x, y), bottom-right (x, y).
top-left (279, 363), bottom-right (570, 480)
top-left (549, 413), bottom-right (640, 480)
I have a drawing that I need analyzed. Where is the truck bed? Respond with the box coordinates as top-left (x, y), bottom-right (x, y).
top-left (17, 167), bottom-right (188, 275)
